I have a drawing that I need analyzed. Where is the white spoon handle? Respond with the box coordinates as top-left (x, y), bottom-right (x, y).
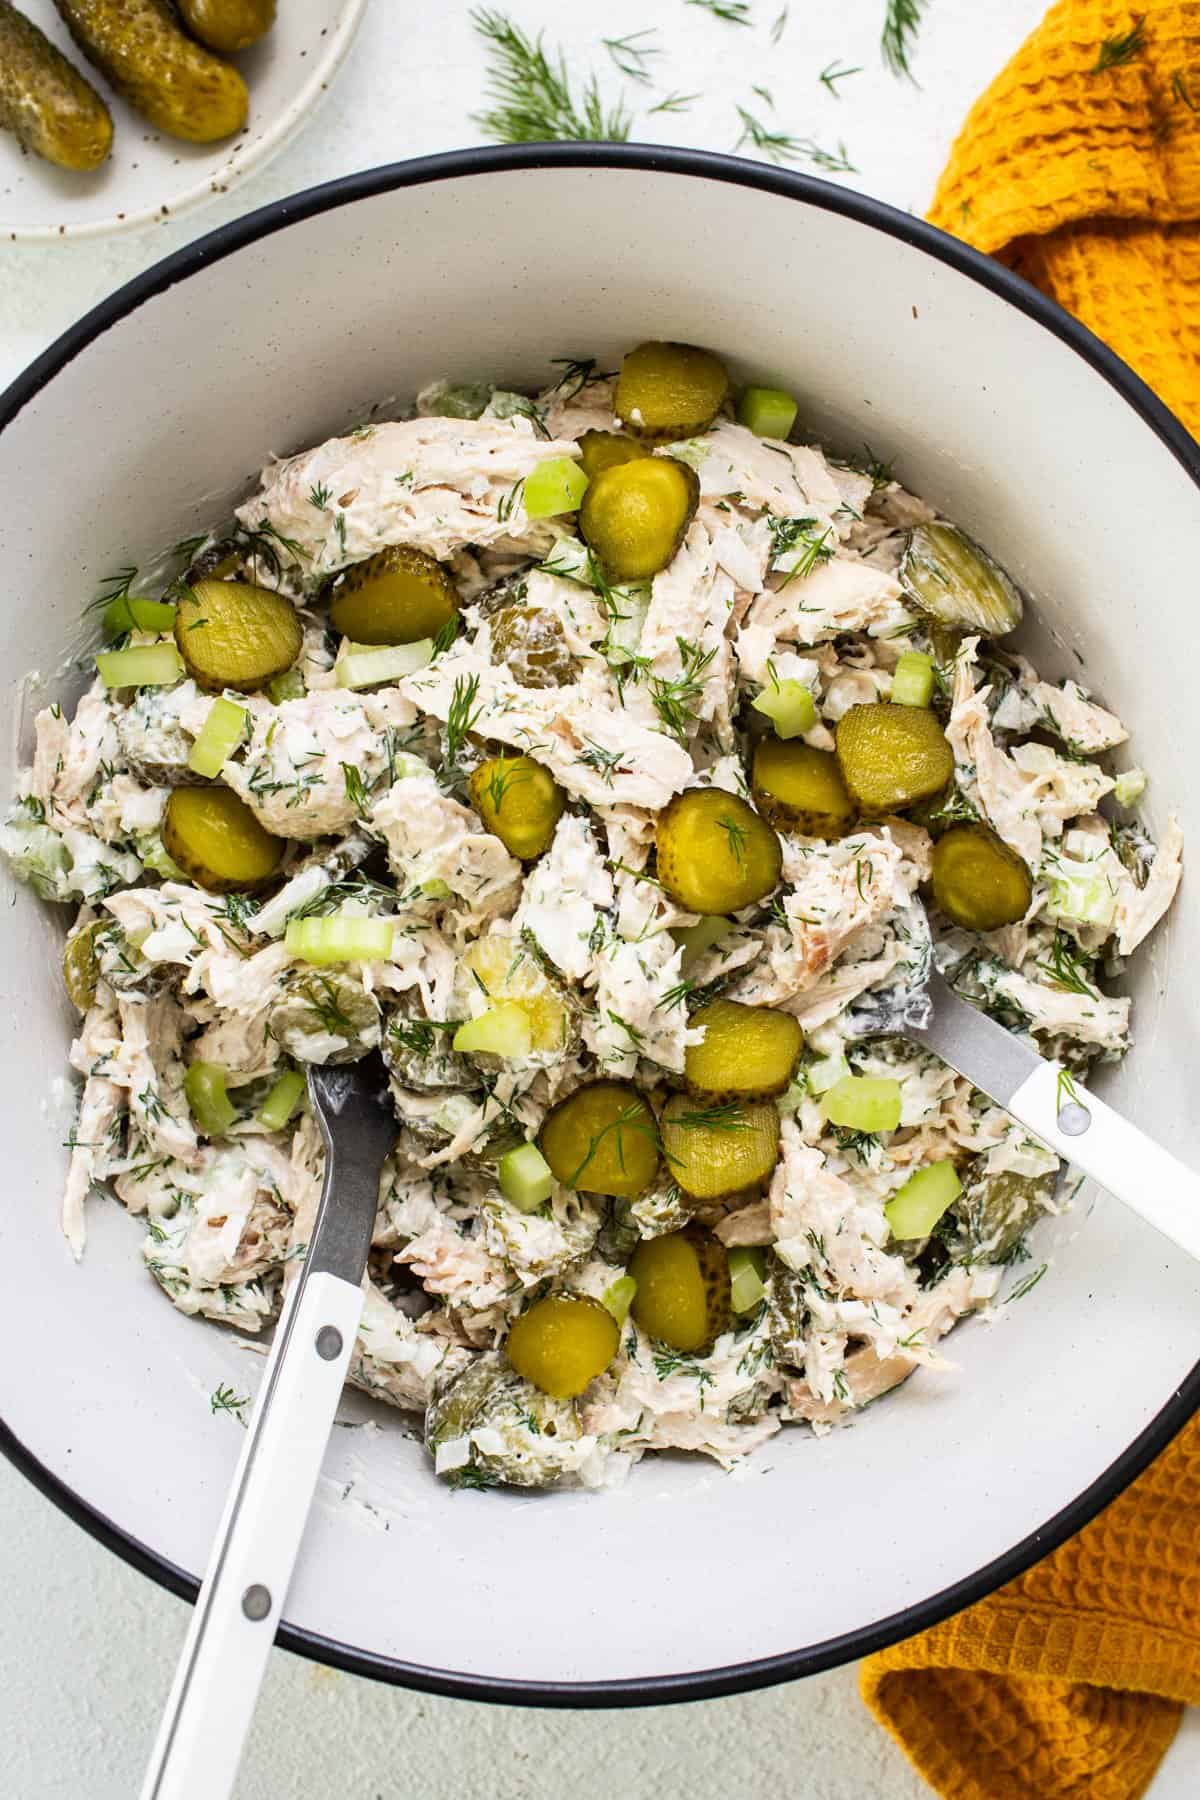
top-left (139, 1268), bottom-right (363, 1800)
top-left (1007, 1061), bottom-right (1200, 1262)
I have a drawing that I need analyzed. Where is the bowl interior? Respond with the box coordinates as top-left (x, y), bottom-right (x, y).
top-left (2, 154), bottom-right (1198, 1697)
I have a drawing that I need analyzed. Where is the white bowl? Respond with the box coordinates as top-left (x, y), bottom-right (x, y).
top-left (2, 147), bottom-right (1199, 1703)
top-left (0, 0), bottom-right (365, 241)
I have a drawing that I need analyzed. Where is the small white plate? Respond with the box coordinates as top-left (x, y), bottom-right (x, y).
top-left (1, 0), bottom-right (365, 241)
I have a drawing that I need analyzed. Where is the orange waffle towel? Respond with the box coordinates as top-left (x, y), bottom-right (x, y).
top-left (861, 5), bottom-right (1200, 1796)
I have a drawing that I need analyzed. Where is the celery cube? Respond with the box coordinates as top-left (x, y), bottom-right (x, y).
top-left (524, 457), bottom-right (589, 519)
top-left (737, 386), bottom-right (799, 440)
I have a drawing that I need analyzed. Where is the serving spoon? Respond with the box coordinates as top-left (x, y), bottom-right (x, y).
top-left (846, 961), bottom-right (1200, 1261)
top-left (141, 1055), bottom-right (397, 1800)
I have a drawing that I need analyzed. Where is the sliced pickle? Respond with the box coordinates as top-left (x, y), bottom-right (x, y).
top-left (835, 702), bottom-right (955, 816)
top-left (174, 578), bottom-right (302, 693)
top-left (489, 605), bottom-right (580, 688)
top-left (899, 523), bottom-right (1023, 637)
top-left (655, 789), bottom-right (781, 914)
top-left (539, 1080), bottom-right (658, 1198)
top-left (930, 822), bottom-right (1032, 931)
top-left (660, 1095), bottom-right (781, 1201)
top-left (579, 456), bottom-right (699, 581)
top-left (329, 545), bottom-right (459, 646)
top-left (62, 919), bottom-right (104, 1011)
top-left (630, 1224), bottom-right (733, 1353)
top-left (462, 930), bottom-right (571, 1052)
top-left (505, 1294), bottom-right (620, 1399)
top-left (684, 1000), bottom-right (802, 1101)
top-left (615, 341), bottom-right (730, 442)
top-left (469, 755), bottom-right (565, 860)
top-left (162, 786), bottom-right (285, 892)
top-left (751, 740), bottom-right (855, 838)
top-left (577, 430), bottom-right (649, 479)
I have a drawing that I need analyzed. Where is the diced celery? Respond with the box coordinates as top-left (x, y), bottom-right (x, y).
top-left (885, 1161), bottom-right (962, 1240)
top-left (257, 1069), bottom-right (307, 1132)
top-left (185, 1062), bottom-right (239, 1137)
top-left (434, 1093), bottom-right (480, 1137)
top-left (807, 1051), bottom-right (850, 1096)
top-left (267, 668), bottom-right (307, 704)
top-left (103, 594), bottom-right (176, 638)
top-left (752, 678), bottom-right (817, 739)
top-left (776, 1078), bottom-right (807, 1117)
top-left (736, 386), bottom-right (799, 441)
top-left (823, 1074), bottom-right (902, 1132)
top-left (891, 650), bottom-right (935, 708)
top-left (499, 1141), bottom-right (554, 1211)
top-left (187, 697), bottom-right (249, 779)
top-left (136, 832), bottom-right (188, 881)
top-left (670, 914), bottom-right (732, 970)
top-left (1114, 767), bottom-right (1146, 808)
top-left (602, 1274), bottom-right (638, 1324)
top-left (96, 644), bottom-right (185, 689)
top-left (728, 1246), bottom-right (767, 1314)
top-left (335, 639), bottom-right (434, 690)
top-left (524, 457), bottom-right (589, 518)
top-left (285, 915), bottom-right (396, 965)
top-left (1047, 859), bottom-right (1117, 929)
top-left (421, 878), bottom-right (452, 900)
top-left (452, 1002), bottom-right (533, 1058)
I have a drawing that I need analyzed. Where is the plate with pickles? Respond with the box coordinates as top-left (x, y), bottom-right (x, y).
top-left (4, 336), bottom-right (1181, 1498)
top-left (0, 0), bottom-right (365, 239)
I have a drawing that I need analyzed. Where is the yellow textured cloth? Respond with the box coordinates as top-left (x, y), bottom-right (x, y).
top-left (861, 5), bottom-right (1200, 1795)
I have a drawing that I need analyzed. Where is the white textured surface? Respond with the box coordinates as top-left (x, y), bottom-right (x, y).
top-left (1, 2), bottom-right (1196, 1793)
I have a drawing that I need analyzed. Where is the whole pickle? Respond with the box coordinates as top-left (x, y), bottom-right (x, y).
top-left (0, 0), bottom-right (112, 170)
top-left (176, 0), bottom-right (275, 55)
top-left (55, 0), bottom-right (248, 143)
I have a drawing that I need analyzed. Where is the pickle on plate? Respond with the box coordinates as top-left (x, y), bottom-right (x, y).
top-left (930, 821), bottom-right (1032, 931)
top-left (0, 0), bottom-right (113, 170)
top-left (174, 578), bottom-right (302, 693)
top-left (469, 754), bottom-right (565, 860)
top-left (162, 786), bottom-right (285, 892)
top-left (55, 0), bottom-right (249, 143)
top-left (61, 918), bottom-right (105, 1011)
top-left (176, 0), bottom-right (275, 54)
top-left (539, 1080), bottom-right (658, 1198)
top-left (505, 1294), bottom-right (620, 1399)
top-left (655, 789), bottom-right (781, 914)
top-left (835, 702), bottom-right (955, 816)
top-left (329, 546), bottom-right (459, 646)
top-left (615, 341), bottom-right (730, 442)
top-left (751, 740), bottom-right (855, 838)
top-left (630, 1224), bottom-right (732, 1354)
top-left (899, 523), bottom-right (1024, 636)
top-left (660, 1095), bottom-right (780, 1201)
top-left (579, 455), bottom-right (699, 581)
top-left (489, 605), bottom-right (580, 688)
top-left (684, 999), bottom-right (802, 1102)
top-left (577, 430), bottom-right (648, 480)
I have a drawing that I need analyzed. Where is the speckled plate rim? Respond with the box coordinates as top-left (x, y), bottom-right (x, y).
top-left (2, 142), bottom-right (1199, 1708)
top-left (1, 0), bottom-right (366, 243)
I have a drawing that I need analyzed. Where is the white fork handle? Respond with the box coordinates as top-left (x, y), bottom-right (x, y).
top-left (1008, 1063), bottom-right (1200, 1262)
top-left (140, 1269), bottom-right (364, 1800)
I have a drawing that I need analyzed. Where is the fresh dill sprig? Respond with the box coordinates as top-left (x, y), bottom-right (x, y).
top-left (672, 1101), bottom-right (748, 1133)
top-left (1173, 70), bottom-right (1197, 110)
top-left (432, 614), bottom-right (461, 657)
top-left (603, 30), bottom-right (660, 84)
top-left (1006, 1262), bottom-right (1048, 1302)
top-left (734, 107), bottom-right (857, 172)
top-left (767, 513), bottom-right (835, 583)
top-left (445, 673), bottom-right (483, 775)
top-left (388, 1014), bottom-right (460, 1059)
top-left (497, 477), bottom-right (525, 525)
top-left (1037, 932), bottom-right (1099, 999)
top-left (341, 763), bottom-right (373, 822)
top-left (716, 811), bottom-right (749, 868)
top-left (881, 0), bottom-right (928, 83)
top-left (308, 482), bottom-right (331, 511)
top-left (819, 59), bottom-right (862, 95)
top-left (471, 9), bottom-right (632, 143)
top-left (563, 1102), bottom-right (658, 1189)
top-left (484, 759), bottom-right (532, 813)
top-left (686, 0), bottom-right (752, 23)
top-left (659, 977), bottom-right (697, 1012)
top-left (649, 92), bottom-right (699, 115)
top-left (84, 564), bottom-right (140, 624)
top-left (648, 638), bottom-right (717, 741)
top-left (210, 1384), bottom-right (250, 1421)
top-left (548, 355), bottom-right (616, 401)
top-left (1094, 15), bottom-right (1146, 71)
top-left (576, 739), bottom-right (631, 786)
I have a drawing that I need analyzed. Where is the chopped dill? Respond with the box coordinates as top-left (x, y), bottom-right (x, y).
top-left (1037, 933), bottom-right (1099, 999)
top-left (603, 31), bottom-right (660, 84)
top-left (341, 763), bottom-right (373, 822)
top-left (767, 513), bottom-right (835, 583)
top-left (471, 9), bottom-right (632, 144)
top-left (563, 1102), bottom-right (658, 1189)
top-left (210, 1384), bottom-right (250, 1421)
top-left (648, 639), bottom-right (717, 741)
top-left (1094, 15), bottom-right (1146, 71)
top-left (484, 759), bottom-right (532, 813)
top-left (432, 614), bottom-right (461, 656)
top-left (770, 5), bottom-right (788, 44)
top-left (672, 1101), bottom-right (748, 1133)
top-left (497, 477), bottom-right (525, 524)
top-left (735, 107), bottom-right (858, 172)
top-left (649, 92), bottom-right (699, 115)
top-left (819, 60), bottom-right (862, 96)
top-left (686, 0), bottom-right (752, 23)
top-left (576, 739), bottom-right (631, 785)
top-left (548, 355), bottom-right (616, 400)
top-left (445, 673), bottom-right (483, 774)
top-left (716, 811), bottom-right (749, 868)
top-left (881, 0), bottom-right (928, 82)
top-left (308, 482), bottom-right (331, 511)
top-left (1007, 1262), bottom-right (1048, 1302)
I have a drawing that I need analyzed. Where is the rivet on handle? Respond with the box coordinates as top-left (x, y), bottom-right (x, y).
top-left (315, 1326), bottom-right (343, 1361)
top-left (1057, 1100), bottom-right (1092, 1137)
top-left (241, 1584), bottom-right (272, 1622)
